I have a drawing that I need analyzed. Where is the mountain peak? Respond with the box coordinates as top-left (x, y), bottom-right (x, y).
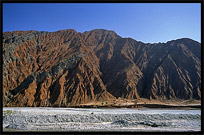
top-left (83, 29), bottom-right (119, 37)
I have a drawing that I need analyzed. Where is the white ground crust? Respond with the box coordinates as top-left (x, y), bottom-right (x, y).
top-left (3, 108), bottom-right (201, 132)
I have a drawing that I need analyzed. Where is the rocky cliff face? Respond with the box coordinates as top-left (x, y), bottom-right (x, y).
top-left (2, 29), bottom-right (201, 107)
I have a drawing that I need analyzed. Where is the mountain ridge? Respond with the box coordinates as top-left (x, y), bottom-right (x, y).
top-left (2, 29), bottom-right (201, 107)
top-left (4, 29), bottom-right (200, 44)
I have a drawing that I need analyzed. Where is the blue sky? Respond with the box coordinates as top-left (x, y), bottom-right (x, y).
top-left (3, 3), bottom-right (201, 43)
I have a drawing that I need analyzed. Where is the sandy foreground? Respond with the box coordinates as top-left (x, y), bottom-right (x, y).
top-left (3, 107), bottom-right (201, 132)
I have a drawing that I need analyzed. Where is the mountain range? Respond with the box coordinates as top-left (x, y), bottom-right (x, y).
top-left (2, 29), bottom-right (201, 107)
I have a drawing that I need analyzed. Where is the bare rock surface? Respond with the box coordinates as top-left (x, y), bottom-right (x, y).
top-left (3, 29), bottom-right (201, 107)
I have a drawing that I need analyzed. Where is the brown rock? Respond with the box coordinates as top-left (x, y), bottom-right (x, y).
top-left (2, 29), bottom-right (201, 107)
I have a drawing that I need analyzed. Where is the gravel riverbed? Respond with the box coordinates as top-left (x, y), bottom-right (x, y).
top-left (3, 107), bottom-right (201, 132)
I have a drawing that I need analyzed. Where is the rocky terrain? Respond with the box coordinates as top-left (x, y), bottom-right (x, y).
top-left (2, 29), bottom-right (201, 107)
top-left (3, 108), bottom-right (201, 132)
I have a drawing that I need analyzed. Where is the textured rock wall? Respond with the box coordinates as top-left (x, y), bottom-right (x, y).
top-left (3, 29), bottom-right (201, 107)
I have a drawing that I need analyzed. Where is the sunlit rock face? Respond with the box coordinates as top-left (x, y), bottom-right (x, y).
top-left (3, 29), bottom-right (201, 107)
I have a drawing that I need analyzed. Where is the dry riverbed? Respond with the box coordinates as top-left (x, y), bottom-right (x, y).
top-left (3, 107), bottom-right (201, 132)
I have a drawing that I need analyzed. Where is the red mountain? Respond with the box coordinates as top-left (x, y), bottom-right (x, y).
top-left (2, 29), bottom-right (201, 107)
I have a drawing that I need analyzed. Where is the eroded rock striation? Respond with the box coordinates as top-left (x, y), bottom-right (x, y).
top-left (2, 29), bottom-right (201, 107)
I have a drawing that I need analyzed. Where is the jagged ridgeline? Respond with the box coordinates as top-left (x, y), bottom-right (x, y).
top-left (3, 29), bottom-right (201, 107)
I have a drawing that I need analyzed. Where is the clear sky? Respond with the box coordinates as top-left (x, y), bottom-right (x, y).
top-left (3, 3), bottom-right (201, 43)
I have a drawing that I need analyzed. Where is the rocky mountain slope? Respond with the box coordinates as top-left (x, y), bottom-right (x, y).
top-left (2, 29), bottom-right (201, 107)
